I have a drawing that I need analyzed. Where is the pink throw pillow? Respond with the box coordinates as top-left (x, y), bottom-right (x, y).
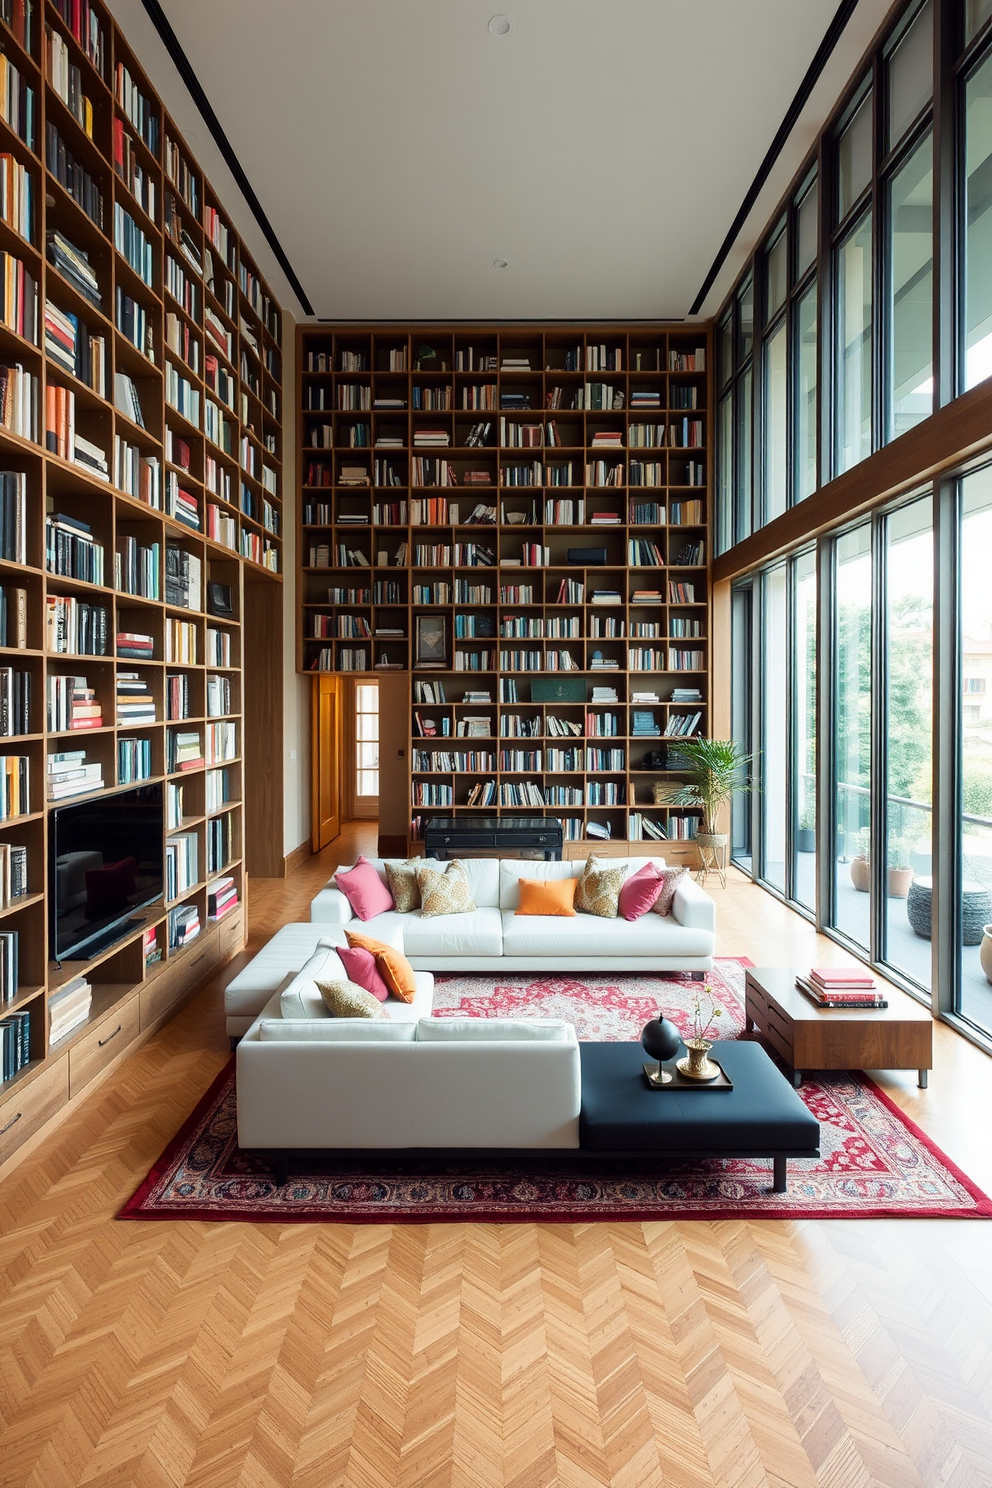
top-left (653, 867), bottom-right (687, 918)
top-left (338, 943), bottom-right (391, 1002)
top-left (618, 862), bottom-right (664, 921)
top-left (334, 856), bottom-right (394, 921)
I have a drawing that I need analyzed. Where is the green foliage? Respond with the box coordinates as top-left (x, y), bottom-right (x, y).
top-left (963, 755), bottom-right (992, 818)
top-left (667, 737), bottom-right (756, 834)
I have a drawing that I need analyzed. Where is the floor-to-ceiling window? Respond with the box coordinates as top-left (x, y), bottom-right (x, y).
top-left (832, 525), bottom-right (873, 947)
top-left (792, 551), bottom-right (817, 912)
top-left (963, 48), bottom-right (992, 387)
top-left (958, 469), bottom-right (992, 1035)
top-left (761, 565), bottom-right (789, 891)
top-left (730, 582), bottom-right (753, 871)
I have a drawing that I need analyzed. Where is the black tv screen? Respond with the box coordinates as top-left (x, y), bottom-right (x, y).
top-left (50, 783), bottom-right (164, 960)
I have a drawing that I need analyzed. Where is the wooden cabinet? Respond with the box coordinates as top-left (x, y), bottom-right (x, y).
top-left (140, 929), bottom-right (219, 1030)
top-left (69, 996), bottom-right (141, 1097)
top-left (0, 1058), bottom-right (70, 1167)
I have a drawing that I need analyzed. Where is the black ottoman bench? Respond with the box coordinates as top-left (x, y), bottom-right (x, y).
top-left (579, 1040), bottom-right (820, 1193)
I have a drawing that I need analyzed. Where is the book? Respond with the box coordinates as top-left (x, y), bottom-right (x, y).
top-left (795, 977), bottom-right (888, 1010)
top-left (809, 968), bottom-right (877, 988)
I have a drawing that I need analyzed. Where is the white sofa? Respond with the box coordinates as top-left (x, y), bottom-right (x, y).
top-left (310, 856), bottom-right (716, 974)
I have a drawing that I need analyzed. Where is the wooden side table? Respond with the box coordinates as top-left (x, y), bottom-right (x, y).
top-left (744, 967), bottom-right (933, 1088)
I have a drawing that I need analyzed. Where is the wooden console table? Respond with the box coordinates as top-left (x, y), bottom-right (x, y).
top-left (422, 816), bottom-right (563, 860)
top-left (744, 967), bottom-right (933, 1088)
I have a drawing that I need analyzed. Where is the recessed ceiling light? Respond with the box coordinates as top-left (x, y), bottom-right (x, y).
top-left (488, 15), bottom-right (512, 36)
top-left (493, 259), bottom-right (508, 269)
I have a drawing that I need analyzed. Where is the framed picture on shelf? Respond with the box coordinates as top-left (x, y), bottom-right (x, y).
top-left (414, 614), bottom-right (449, 668)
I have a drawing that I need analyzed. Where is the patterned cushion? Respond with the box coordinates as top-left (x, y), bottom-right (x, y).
top-left (652, 866), bottom-right (688, 917)
top-left (384, 859), bottom-right (421, 913)
top-left (416, 860), bottom-right (476, 918)
top-left (574, 855), bottom-right (627, 919)
top-left (315, 978), bottom-right (389, 1019)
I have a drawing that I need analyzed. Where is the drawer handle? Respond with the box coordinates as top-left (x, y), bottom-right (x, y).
top-left (98, 1024), bottom-right (123, 1048)
top-left (0, 1111), bottom-right (22, 1137)
top-left (192, 952), bottom-right (207, 967)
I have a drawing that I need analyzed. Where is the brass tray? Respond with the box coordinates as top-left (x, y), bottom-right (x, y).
top-left (642, 1060), bottom-right (734, 1091)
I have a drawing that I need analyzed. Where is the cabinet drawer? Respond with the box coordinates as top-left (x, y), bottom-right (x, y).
top-left (140, 930), bottom-right (218, 1030)
top-left (0, 1057), bottom-right (69, 1167)
top-left (218, 907), bottom-right (245, 959)
top-left (69, 996), bottom-right (140, 1098)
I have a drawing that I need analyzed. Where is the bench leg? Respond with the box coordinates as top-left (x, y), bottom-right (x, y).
top-left (772, 1156), bottom-right (787, 1194)
top-left (690, 971), bottom-right (705, 982)
top-left (919, 1068), bottom-right (928, 1089)
top-left (229, 1036), bottom-right (239, 1051)
top-left (273, 1151), bottom-right (288, 1186)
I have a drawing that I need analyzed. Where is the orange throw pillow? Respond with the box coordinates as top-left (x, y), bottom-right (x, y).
top-left (516, 877), bottom-right (577, 916)
top-left (345, 930), bottom-right (417, 1003)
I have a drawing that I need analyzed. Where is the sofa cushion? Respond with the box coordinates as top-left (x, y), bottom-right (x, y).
top-left (337, 943), bottom-right (390, 1001)
top-left (384, 859), bottom-right (422, 912)
top-left (258, 1018), bottom-right (417, 1042)
top-left (517, 877), bottom-right (577, 916)
top-left (416, 1017), bottom-right (570, 1042)
top-left (499, 859), bottom-right (579, 911)
top-left (574, 855), bottom-right (627, 918)
top-left (317, 978), bottom-right (390, 1018)
top-left (400, 906), bottom-right (504, 958)
top-left (618, 862), bottom-right (664, 920)
top-left (416, 859), bottom-right (476, 917)
top-left (346, 931), bottom-right (418, 1003)
top-left (334, 856), bottom-right (395, 920)
top-left (500, 909), bottom-right (715, 958)
top-left (279, 945), bottom-right (347, 1019)
top-left (653, 867), bottom-right (688, 917)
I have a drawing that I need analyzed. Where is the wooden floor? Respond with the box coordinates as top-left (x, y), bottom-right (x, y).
top-left (2, 827), bottom-right (992, 1488)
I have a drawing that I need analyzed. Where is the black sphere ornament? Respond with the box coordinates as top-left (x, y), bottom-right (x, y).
top-left (641, 1016), bottom-right (682, 1085)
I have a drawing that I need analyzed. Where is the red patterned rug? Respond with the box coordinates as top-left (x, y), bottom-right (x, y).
top-left (121, 961), bottom-right (992, 1223)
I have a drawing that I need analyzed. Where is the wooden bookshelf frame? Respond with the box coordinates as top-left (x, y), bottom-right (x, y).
top-left (296, 323), bottom-right (711, 857)
top-left (0, 0), bottom-right (284, 1171)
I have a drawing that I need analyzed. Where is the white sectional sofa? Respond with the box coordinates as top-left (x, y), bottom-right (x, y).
top-left (309, 856), bottom-right (716, 974)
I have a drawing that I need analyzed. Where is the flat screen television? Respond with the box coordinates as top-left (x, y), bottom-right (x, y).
top-left (49, 783), bottom-right (164, 961)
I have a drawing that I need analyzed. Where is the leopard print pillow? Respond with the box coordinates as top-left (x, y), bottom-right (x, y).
top-left (415, 860), bottom-right (476, 918)
top-left (574, 855), bottom-right (627, 918)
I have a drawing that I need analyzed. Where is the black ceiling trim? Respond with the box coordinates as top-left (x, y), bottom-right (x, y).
top-left (690, 0), bottom-right (861, 317)
top-left (140, 0), bottom-right (315, 316)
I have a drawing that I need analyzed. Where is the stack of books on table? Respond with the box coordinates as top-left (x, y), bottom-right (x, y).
top-left (795, 968), bottom-right (889, 1009)
top-left (48, 975), bottom-right (92, 1043)
top-left (207, 875), bottom-right (238, 921)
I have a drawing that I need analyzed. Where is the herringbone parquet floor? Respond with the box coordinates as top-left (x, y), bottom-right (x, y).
top-left (2, 828), bottom-right (991, 1488)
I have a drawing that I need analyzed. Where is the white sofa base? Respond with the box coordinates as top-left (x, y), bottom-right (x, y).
top-left (408, 956), bottom-right (712, 973)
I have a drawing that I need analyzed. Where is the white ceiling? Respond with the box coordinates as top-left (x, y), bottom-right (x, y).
top-left (108, 0), bottom-right (895, 323)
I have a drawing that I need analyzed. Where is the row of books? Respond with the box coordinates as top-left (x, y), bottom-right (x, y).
top-left (0, 927), bottom-right (18, 1003)
top-left (0, 1007), bottom-right (30, 1084)
top-left (0, 666), bottom-right (29, 735)
top-left (0, 841), bottom-right (27, 910)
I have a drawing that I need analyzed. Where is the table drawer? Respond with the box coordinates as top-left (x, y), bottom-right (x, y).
top-left (69, 996), bottom-right (140, 1098)
top-left (0, 1057), bottom-right (69, 1167)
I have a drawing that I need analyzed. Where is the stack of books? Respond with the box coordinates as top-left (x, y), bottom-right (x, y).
top-left (168, 902), bottom-right (200, 949)
top-left (117, 673), bottom-right (155, 725)
top-left (47, 674), bottom-right (102, 732)
top-left (47, 748), bottom-right (104, 800)
top-left (116, 630), bottom-right (154, 660)
top-left (795, 968), bottom-right (888, 1009)
top-left (168, 729), bottom-right (204, 772)
top-left (143, 927), bottom-right (162, 967)
top-left (48, 975), bottom-right (92, 1043)
top-left (47, 231), bottom-right (102, 307)
top-left (207, 875), bottom-right (238, 921)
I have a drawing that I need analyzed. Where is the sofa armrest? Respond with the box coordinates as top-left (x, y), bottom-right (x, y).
top-left (310, 884), bottom-right (352, 924)
top-left (672, 875), bottom-right (716, 934)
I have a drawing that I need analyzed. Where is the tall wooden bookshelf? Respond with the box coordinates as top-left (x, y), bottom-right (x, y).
top-left (0, 0), bottom-right (283, 1170)
top-left (297, 324), bottom-right (710, 857)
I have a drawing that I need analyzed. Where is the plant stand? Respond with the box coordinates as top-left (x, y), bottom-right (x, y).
top-left (694, 833), bottom-right (728, 890)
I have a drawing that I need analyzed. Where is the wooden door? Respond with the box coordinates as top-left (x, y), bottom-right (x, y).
top-left (312, 674), bottom-right (342, 849)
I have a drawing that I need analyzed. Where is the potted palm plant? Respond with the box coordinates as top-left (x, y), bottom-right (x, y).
top-left (667, 737), bottom-right (755, 852)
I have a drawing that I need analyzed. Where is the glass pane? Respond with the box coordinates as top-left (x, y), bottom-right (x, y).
top-left (887, 0), bottom-right (932, 150)
top-left (356, 683), bottom-right (377, 712)
top-left (731, 584), bottom-right (753, 871)
top-left (958, 469), bottom-right (992, 1033)
top-left (836, 211), bottom-right (873, 474)
top-left (838, 93), bottom-right (872, 221)
top-left (719, 312), bottom-right (733, 389)
top-left (717, 393), bottom-right (733, 554)
top-left (884, 496), bottom-right (932, 990)
top-left (966, 0), bottom-right (992, 44)
top-left (739, 280), bottom-right (754, 360)
top-left (762, 565), bottom-right (788, 892)
top-left (792, 550), bottom-right (817, 911)
top-left (796, 281), bottom-right (818, 501)
top-left (357, 742), bottom-right (379, 769)
top-left (766, 228), bottom-right (787, 321)
top-left (796, 179), bottom-right (818, 278)
top-left (964, 53), bottom-right (992, 388)
top-left (763, 320), bottom-right (788, 523)
top-left (736, 365), bottom-right (753, 543)
top-left (356, 771), bottom-right (378, 797)
top-left (887, 133), bottom-right (933, 439)
top-left (356, 714), bottom-right (378, 740)
top-left (833, 525), bottom-right (873, 950)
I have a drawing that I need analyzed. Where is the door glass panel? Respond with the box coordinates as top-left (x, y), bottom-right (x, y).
top-left (762, 564), bottom-right (788, 892)
top-left (793, 551), bottom-right (817, 911)
top-left (964, 52), bottom-right (992, 388)
top-left (958, 469), bottom-right (992, 1033)
top-left (884, 497), bottom-right (933, 989)
top-left (796, 180), bottom-right (818, 278)
top-left (833, 525), bottom-right (873, 949)
top-left (887, 133), bottom-right (933, 440)
top-left (887, 0), bottom-right (932, 150)
top-left (838, 93), bottom-right (872, 220)
top-left (796, 281), bottom-right (818, 501)
top-left (355, 682), bottom-right (379, 798)
top-left (763, 320), bottom-right (788, 523)
top-left (836, 211), bottom-right (873, 473)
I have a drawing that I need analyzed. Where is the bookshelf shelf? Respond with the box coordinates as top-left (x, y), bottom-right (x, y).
top-left (0, 0), bottom-right (282, 1166)
top-left (296, 324), bottom-right (710, 855)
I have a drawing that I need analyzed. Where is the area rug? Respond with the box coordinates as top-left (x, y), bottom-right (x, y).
top-left (121, 961), bottom-right (992, 1223)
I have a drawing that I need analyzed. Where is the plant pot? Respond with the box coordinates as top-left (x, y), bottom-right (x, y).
top-left (981, 928), bottom-right (992, 985)
top-left (678, 1038), bottom-right (720, 1081)
top-left (694, 832), bottom-right (728, 850)
top-left (850, 855), bottom-right (870, 892)
top-left (797, 828), bottom-right (816, 854)
top-left (888, 867), bottom-right (913, 899)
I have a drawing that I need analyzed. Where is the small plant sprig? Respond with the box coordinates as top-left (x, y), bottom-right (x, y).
top-left (690, 987), bottom-right (723, 1044)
